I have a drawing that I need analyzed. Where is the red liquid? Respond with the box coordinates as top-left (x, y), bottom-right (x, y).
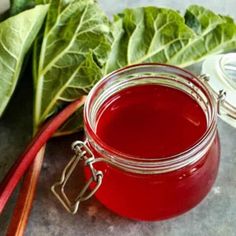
top-left (86, 84), bottom-right (220, 220)
top-left (96, 84), bottom-right (207, 158)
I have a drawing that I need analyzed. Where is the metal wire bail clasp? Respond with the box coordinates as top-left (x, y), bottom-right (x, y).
top-left (198, 74), bottom-right (227, 115)
top-left (51, 140), bottom-right (103, 214)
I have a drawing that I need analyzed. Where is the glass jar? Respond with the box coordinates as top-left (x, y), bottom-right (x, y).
top-left (52, 59), bottom-right (236, 221)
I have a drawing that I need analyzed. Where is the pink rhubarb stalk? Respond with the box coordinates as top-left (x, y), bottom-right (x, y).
top-left (0, 96), bottom-right (86, 214)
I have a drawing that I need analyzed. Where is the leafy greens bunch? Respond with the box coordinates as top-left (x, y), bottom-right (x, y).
top-left (1, 0), bottom-right (236, 134)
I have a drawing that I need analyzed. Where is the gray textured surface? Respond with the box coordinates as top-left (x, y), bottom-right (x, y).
top-left (24, 120), bottom-right (236, 236)
top-left (0, 0), bottom-right (236, 236)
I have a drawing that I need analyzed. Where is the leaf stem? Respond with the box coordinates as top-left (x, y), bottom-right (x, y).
top-left (0, 96), bottom-right (86, 214)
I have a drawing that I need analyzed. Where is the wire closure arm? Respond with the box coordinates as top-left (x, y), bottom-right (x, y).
top-left (51, 141), bottom-right (103, 214)
top-left (199, 74), bottom-right (236, 125)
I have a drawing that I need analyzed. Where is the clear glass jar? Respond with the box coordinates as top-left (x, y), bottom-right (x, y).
top-left (52, 63), bottom-right (223, 221)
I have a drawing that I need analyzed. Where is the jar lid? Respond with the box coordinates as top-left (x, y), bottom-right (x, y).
top-left (201, 53), bottom-right (236, 127)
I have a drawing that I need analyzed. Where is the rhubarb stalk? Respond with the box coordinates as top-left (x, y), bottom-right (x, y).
top-left (0, 96), bottom-right (86, 214)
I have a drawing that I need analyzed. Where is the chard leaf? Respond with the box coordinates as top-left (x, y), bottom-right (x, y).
top-left (54, 105), bottom-right (84, 137)
top-left (105, 5), bottom-right (236, 73)
top-left (105, 7), bottom-right (195, 73)
top-left (0, 5), bottom-right (48, 117)
top-left (10, 0), bottom-right (36, 15)
top-left (171, 5), bottom-right (236, 66)
top-left (34, 0), bottom-right (112, 128)
top-left (35, 4), bottom-right (236, 135)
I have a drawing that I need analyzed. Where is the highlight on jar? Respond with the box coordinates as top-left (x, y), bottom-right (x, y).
top-left (51, 53), bottom-right (236, 221)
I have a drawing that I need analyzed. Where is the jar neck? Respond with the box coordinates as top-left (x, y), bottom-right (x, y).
top-left (84, 63), bottom-right (217, 174)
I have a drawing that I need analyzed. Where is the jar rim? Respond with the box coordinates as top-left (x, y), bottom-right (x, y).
top-left (84, 63), bottom-right (217, 173)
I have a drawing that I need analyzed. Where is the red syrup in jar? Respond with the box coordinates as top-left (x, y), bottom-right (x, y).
top-left (96, 84), bottom-right (207, 158)
top-left (86, 84), bottom-right (220, 221)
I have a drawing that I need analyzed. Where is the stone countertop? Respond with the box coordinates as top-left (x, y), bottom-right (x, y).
top-left (26, 121), bottom-right (236, 236)
top-left (0, 1), bottom-right (236, 236)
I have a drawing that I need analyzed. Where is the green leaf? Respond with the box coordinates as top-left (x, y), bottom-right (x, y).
top-left (171, 5), bottom-right (236, 66)
top-left (105, 5), bottom-right (236, 73)
top-left (105, 7), bottom-right (195, 73)
top-left (10, 0), bottom-right (49, 16)
top-left (10, 0), bottom-right (36, 15)
top-left (54, 105), bottom-right (84, 136)
top-left (0, 5), bottom-right (49, 117)
top-left (34, 4), bottom-right (236, 135)
top-left (34, 0), bottom-right (112, 128)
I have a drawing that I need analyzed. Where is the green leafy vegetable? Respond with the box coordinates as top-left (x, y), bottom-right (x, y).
top-left (105, 5), bottom-right (236, 73)
top-left (105, 7), bottom-right (195, 73)
top-left (33, 0), bottom-right (112, 129)
top-left (179, 5), bottom-right (236, 66)
top-left (5, 1), bottom-right (236, 134)
top-left (0, 5), bottom-right (48, 117)
top-left (10, 0), bottom-right (36, 15)
top-left (54, 105), bottom-right (84, 137)
top-left (10, 0), bottom-right (50, 16)
top-left (35, 3), bottom-right (236, 134)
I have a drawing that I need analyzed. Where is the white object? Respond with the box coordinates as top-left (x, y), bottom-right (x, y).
top-left (202, 53), bottom-right (236, 127)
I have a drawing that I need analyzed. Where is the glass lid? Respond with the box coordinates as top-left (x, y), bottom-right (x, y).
top-left (201, 53), bottom-right (236, 128)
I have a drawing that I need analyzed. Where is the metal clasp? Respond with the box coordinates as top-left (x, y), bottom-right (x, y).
top-left (199, 73), bottom-right (236, 127)
top-left (217, 89), bottom-right (226, 115)
top-left (198, 74), bottom-right (227, 115)
top-left (51, 140), bottom-right (103, 214)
